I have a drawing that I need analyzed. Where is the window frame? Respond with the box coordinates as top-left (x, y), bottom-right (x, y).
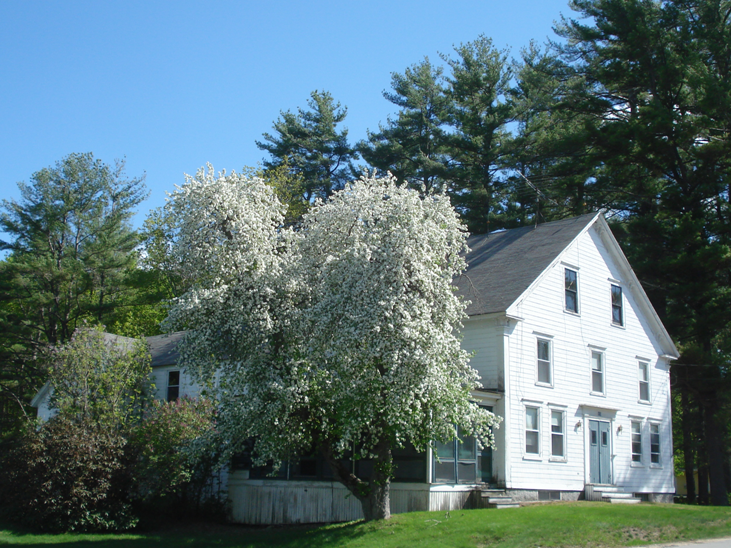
top-left (631, 420), bottom-right (643, 465)
top-left (650, 423), bottom-right (661, 466)
top-left (525, 406), bottom-right (540, 457)
top-left (166, 370), bottom-right (180, 402)
top-left (638, 361), bottom-right (651, 403)
top-left (550, 409), bottom-right (566, 460)
top-left (611, 284), bottom-right (624, 326)
top-left (564, 268), bottom-right (579, 314)
top-left (590, 351), bottom-right (605, 395)
top-left (536, 338), bottom-right (553, 387)
top-left (432, 426), bottom-right (479, 484)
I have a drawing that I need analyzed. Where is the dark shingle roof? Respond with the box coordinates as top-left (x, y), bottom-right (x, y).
top-left (146, 331), bottom-right (186, 367)
top-left (455, 213), bottom-right (599, 316)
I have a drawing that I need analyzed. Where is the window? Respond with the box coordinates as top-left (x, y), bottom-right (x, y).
top-left (565, 269), bottom-right (578, 313)
top-left (167, 370), bottom-right (180, 401)
top-left (525, 407), bottom-right (540, 455)
top-left (650, 424), bottom-right (660, 465)
top-left (631, 421), bottom-right (642, 463)
top-left (591, 351), bottom-right (604, 394)
top-left (433, 426), bottom-right (478, 483)
top-left (537, 339), bottom-right (552, 385)
top-left (611, 284), bottom-right (623, 326)
top-left (638, 361), bottom-right (650, 402)
top-left (551, 410), bottom-right (565, 458)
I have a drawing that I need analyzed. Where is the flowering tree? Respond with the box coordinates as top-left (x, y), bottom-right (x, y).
top-left (164, 166), bottom-right (498, 521)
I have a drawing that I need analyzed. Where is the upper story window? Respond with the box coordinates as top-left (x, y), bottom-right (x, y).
top-left (565, 268), bottom-right (578, 313)
top-left (525, 407), bottom-right (540, 455)
top-left (631, 420), bottom-right (642, 463)
top-left (167, 370), bottom-right (180, 402)
top-left (638, 361), bottom-right (650, 402)
top-left (611, 284), bottom-right (623, 326)
top-left (537, 339), bottom-right (552, 386)
top-left (591, 351), bottom-right (605, 394)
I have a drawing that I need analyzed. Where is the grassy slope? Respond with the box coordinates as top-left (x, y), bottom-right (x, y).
top-left (1, 503), bottom-right (731, 548)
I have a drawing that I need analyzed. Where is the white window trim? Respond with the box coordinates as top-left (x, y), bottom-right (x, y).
top-left (536, 338), bottom-right (554, 388)
top-left (638, 360), bottom-right (651, 403)
top-left (549, 407), bottom-right (567, 462)
top-left (610, 283), bottom-right (624, 328)
top-left (524, 406), bottom-right (541, 460)
top-left (590, 350), bottom-right (606, 396)
top-left (649, 421), bottom-right (662, 468)
top-left (630, 419), bottom-right (644, 467)
top-left (564, 267), bottom-right (580, 315)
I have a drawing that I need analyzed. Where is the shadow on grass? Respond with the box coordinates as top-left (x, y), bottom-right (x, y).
top-left (0, 518), bottom-right (372, 548)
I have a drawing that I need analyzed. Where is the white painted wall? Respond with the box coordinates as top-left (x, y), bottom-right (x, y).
top-left (495, 224), bottom-right (674, 494)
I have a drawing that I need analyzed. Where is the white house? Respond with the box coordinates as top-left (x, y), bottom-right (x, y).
top-left (32, 212), bottom-right (679, 522)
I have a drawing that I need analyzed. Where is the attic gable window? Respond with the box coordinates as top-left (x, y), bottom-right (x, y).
top-left (611, 284), bottom-right (623, 326)
top-left (565, 268), bottom-right (578, 313)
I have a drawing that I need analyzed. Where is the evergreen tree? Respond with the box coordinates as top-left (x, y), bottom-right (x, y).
top-left (359, 59), bottom-right (452, 192)
top-left (257, 90), bottom-right (358, 201)
top-left (0, 153), bottom-right (146, 423)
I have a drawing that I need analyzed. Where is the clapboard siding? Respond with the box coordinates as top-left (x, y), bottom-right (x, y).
top-left (501, 224), bottom-right (674, 494)
top-left (150, 364), bottom-right (201, 401)
top-left (462, 317), bottom-right (502, 390)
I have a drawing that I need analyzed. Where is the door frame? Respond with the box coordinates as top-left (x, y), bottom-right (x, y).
top-left (580, 406), bottom-right (617, 486)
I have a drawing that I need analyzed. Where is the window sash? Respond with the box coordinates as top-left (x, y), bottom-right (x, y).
top-left (526, 407), bottom-right (539, 454)
top-left (565, 269), bottom-right (578, 313)
top-left (551, 410), bottom-right (564, 457)
top-left (611, 284), bottom-right (623, 326)
top-left (167, 370), bottom-right (180, 401)
top-left (631, 421), bottom-right (642, 462)
top-left (638, 362), bottom-right (650, 401)
top-left (537, 339), bottom-right (551, 384)
top-left (591, 352), bottom-right (604, 393)
top-left (650, 424), bottom-right (660, 464)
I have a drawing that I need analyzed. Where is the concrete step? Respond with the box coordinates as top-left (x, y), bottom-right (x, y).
top-left (607, 497), bottom-right (641, 504)
top-left (486, 502), bottom-right (520, 509)
top-left (602, 492), bottom-right (635, 499)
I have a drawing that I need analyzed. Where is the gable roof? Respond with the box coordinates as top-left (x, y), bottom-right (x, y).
top-left (455, 213), bottom-right (599, 316)
top-left (147, 331), bottom-right (186, 367)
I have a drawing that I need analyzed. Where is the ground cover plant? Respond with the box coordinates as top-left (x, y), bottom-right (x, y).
top-left (2, 502), bottom-right (731, 548)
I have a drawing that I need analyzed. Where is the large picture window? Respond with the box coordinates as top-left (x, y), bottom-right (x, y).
top-left (565, 268), bottom-right (578, 313)
top-left (433, 426), bottom-right (478, 484)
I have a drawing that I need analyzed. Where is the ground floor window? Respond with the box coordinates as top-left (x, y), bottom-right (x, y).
top-left (551, 410), bottom-right (565, 457)
top-left (238, 442), bottom-right (427, 483)
top-left (631, 421), bottom-right (642, 463)
top-left (650, 424), bottom-right (660, 465)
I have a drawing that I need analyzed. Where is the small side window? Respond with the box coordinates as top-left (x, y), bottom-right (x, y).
top-left (550, 410), bottom-right (565, 458)
top-left (611, 284), bottom-right (623, 326)
top-left (565, 269), bottom-right (578, 313)
top-left (167, 370), bottom-right (180, 402)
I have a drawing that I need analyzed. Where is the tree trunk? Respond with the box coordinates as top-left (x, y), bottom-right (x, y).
top-left (698, 463), bottom-right (709, 505)
top-left (681, 382), bottom-right (696, 503)
top-left (703, 391), bottom-right (729, 506)
top-left (321, 440), bottom-right (392, 521)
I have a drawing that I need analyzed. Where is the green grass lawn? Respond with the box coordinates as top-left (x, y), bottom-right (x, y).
top-left (2, 502), bottom-right (731, 548)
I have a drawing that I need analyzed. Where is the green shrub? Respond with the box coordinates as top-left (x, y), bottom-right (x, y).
top-left (0, 416), bottom-right (138, 532)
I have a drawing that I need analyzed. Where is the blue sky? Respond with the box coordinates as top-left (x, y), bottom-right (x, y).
top-left (1, 0), bottom-right (575, 232)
